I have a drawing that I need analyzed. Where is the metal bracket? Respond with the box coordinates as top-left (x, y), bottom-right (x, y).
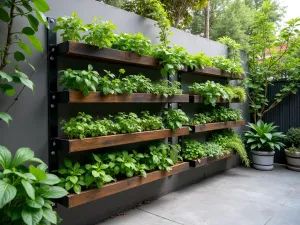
top-left (47, 17), bottom-right (58, 172)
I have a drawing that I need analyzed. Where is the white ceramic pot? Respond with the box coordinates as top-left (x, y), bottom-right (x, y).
top-left (251, 150), bottom-right (275, 171)
top-left (285, 149), bottom-right (300, 172)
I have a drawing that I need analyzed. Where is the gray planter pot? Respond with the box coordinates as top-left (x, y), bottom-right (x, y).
top-left (251, 150), bottom-right (275, 171)
top-left (285, 149), bottom-right (300, 172)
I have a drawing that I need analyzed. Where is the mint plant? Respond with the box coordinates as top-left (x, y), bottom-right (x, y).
top-left (189, 81), bottom-right (229, 106)
top-left (114, 112), bottom-right (142, 134)
top-left (59, 64), bottom-right (100, 96)
top-left (189, 113), bottom-right (212, 125)
top-left (53, 12), bottom-right (87, 42)
top-left (152, 80), bottom-right (182, 97)
top-left (162, 109), bottom-right (189, 130)
top-left (140, 111), bottom-right (164, 131)
top-left (182, 139), bottom-right (206, 160)
top-left (191, 52), bottom-right (213, 69)
top-left (112, 32), bottom-right (153, 56)
top-left (0, 146), bottom-right (68, 225)
top-left (211, 56), bottom-right (243, 76)
top-left (57, 159), bottom-right (86, 194)
top-left (84, 17), bottom-right (117, 49)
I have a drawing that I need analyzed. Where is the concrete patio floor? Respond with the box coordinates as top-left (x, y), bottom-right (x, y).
top-left (98, 165), bottom-right (300, 225)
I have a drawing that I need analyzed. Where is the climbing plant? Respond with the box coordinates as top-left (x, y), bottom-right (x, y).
top-left (0, 0), bottom-right (49, 125)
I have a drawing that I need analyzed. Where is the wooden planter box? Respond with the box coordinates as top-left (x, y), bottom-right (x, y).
top-left (189, 95), bottom-right (240, 103)
top-left (60, 162), bottom-right (189, 208)
top-left (55, 127), bottom-right (190, 152)
top-left (56, 41), bottom-right (159, 68)
top-left (188, 150), bottom-right (234, 168)
top-left (186, 66), bottom-right (245, 79)
top-left (56, 91), bottom-right (190, 103)
top-left (189, 121), bottom-right (245, 133)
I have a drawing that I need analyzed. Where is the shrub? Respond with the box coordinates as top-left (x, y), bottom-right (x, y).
top-left (286, 127), bottom-right (300, 148)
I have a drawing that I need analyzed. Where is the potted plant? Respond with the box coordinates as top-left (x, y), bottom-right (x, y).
top-left (285, 127), bottom-right (300, 171)
top-left (244, 120), bottom-right (286, 171)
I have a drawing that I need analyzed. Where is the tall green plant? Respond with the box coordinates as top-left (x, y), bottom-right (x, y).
top-left (0, 0), bottom-right (50, 124)
top-left (0, 146), bottom-right (68, 225)
top-left (245, 0), bottom-right (300, 122)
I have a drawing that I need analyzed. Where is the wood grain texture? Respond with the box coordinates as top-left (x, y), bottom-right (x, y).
top-left (56, 127), bottom-right (190, 152)
top-left (188, 150), bottom-right (234, 168)
top-left (189, 121), bottom-right (245, 133)
top-left (56, 91), bottom-right (189, 103)
top-left (61, 162), bottom-right (189, 208)
top-left (189, 95), bottom-right (240, 103)
top-left (57, 41), bottom-right (159, 68)
top-left (186, 66), bottom-right (245, 79)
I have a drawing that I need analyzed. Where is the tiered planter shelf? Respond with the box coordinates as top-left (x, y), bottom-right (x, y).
top-left (55, 127), bottom-right (190, 152)
top-left (56, 91), bottom-right (190, 103)
top-left (189, 120), bottom-right (245, 133)
top-left (184, 66), bottom-right (245, 79)
top-left (189, 95), bottom-right (241, 103)
top-left (56, 41), bottom-right (160, 69)
top-left (188, 150), bottom-right (234, 167)
top-left (60, 162), bottom-right (189, 208)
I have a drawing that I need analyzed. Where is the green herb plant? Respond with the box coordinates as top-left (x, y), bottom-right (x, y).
top-left (59, 64), bottom-right (99, 96)
top-left (1, 0), bottom-right (50, 124)
top-left (57, 159), bottom-right (86, 194)
top-left (191, 52), bottom-right (212, 69)
top-left (0, 146), bottom-right (68, 225)
top-left (152, 80), bottom-right (182, 97)
top-left (211, 130), bottom-right (250, 167)
top-left (84, 17), bottom-right (117, 49)
top-left (162, 109), bottom-right (189, 130)
top-left (112, 32), bottom-right (153, 56)
top-left (53, 12), bottom-right (86, 42)
top-left (182, 139), bottom-right (206, 160)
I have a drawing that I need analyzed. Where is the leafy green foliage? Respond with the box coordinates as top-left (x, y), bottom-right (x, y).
top-left (244, 120), bottom-right (286, 151)
top-left (1, 0), bottom-right (49, 124)
top-left (286, 146), bottom-right (300, 153)
top-left (59, 64), bottom-right (99, 96)
top-left (84, 17), bottom-right (117, 49)
top-left (191, 52), bottom-right (212, 69)
top-left (151, 80), bottom-right (182, 97)
top-left (53, 12), bottom-right (86, 41)
top-left (0, 146), bottom-right (67, 225)
top-left (286, 128), bottom-right (300, 148)
top-left (122, 0), bottom-right (172, 46)
top-left (57, 159), bottom-right (86, 194)
top-left (59, 67), bottom-right (183, 97)
top-left (182, 139), bottom-right (206, 160)
top-left (211, 129), bottom-right (250, 167)
top-left (112, 32), bottom-right (153, 56)
top-left (57, 142), bottom-right (182, 193)
top-left (62, 110), bottom-right (188, 139)
top-left (245, 1), bottom-right (300, 122)
top-left (162, 109), bottom-right (189, 130)
top-left (189, 81), bottom-right (228, 106)
top-left (154, 45), bottom-right (194, 76)
top-left (189, 81), bottom-right (246, 106)
top-left (189, 107), bottom-right (242, 125)
top-left (182, 140), bottom-right (225, 160)
top-left (211, 56), bottom-right (243, 76)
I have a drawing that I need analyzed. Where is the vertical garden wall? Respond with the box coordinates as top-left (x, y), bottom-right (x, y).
top-left (0, 0), bottom-right (249, 224)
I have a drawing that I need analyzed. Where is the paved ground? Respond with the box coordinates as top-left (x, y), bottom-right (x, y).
top-left (99, 165), bottom-right (300, 225)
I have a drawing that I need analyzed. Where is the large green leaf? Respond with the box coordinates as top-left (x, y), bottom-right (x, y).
top-left (40, 174), bottom-right (61, 185)
top-left (25, 35), bottom-right (43, 52)
top-left (21, 207), bottom-right (43, 225)
top-left (19, 42), bottom-right (32, 56)
top-left (42, 208), bottom-right (57, 224)
top-left (27, 14), bottom-right (39, 31)
top-left (14, 51), bottom-right (26, 61)
top-left (0, 180), bottom-right (17, 208)
top-left (35, 10), bottom-right (49, 29)
top-left (33, 0), bottom-right (50, 12)
top-left (10, 147), bottom-right (34, 168)
top-left (26, 198), bottom-right (42, 209)
top-left (264, 133), bottom-right (272, 140)
top-left (21, 180), bottom-right (35, 200)
top-left (39, 186), bottom-right (68, 199)
top-left (0, 8), bottom-right (10, 22)
top-left (29, 165), bottom-right (47, 181)
top-left (1, 84), bottom-right (15, 96)
top-left (20, 77), bottom-right (34, 91)
top-left (0, 71), bottom-right (13, 82)
top-left (0, 145), bottom-right (12, 169)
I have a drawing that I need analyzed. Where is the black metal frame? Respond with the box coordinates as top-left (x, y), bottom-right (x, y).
top-left (47, 17), bottom-right (58, 172)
